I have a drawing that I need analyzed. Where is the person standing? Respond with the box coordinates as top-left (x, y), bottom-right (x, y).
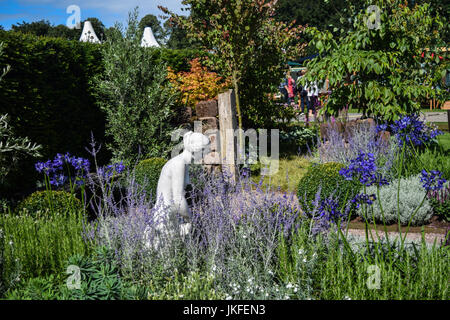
top-left (297, 70), bottom-right (307, 114)
top-left (312, 80), bottom-right (319, 113)
top-left (286, 72), bottom-right (295, 105)
top-left (279, 76), bottom-right (288, 104)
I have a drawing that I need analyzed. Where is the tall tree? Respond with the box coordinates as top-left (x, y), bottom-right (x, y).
top-left (11, 20), bottom-right (52, 36)
top-left (163, 18), bottom-right (191, 49)
top-left (10, 17), bottom-right (106, 41)
top-left (303, 0), bottom-right (448, 120)
top-left (47, 24), bottom-right (79, 40)
top-left (160, 0), bottom-right (304, 136)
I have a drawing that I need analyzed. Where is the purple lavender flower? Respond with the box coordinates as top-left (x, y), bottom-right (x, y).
top-left (421, 170), bottom-right (447, 191)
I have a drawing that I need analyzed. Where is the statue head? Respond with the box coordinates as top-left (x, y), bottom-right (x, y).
top-left (183, 131), bottom-right (210, 153)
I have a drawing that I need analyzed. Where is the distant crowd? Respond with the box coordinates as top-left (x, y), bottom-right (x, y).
top-left (279, 69), bottom-right (323, 120)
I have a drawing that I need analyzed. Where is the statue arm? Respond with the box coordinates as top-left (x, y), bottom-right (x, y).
top-left (171, 163), bottom-right (191, 219)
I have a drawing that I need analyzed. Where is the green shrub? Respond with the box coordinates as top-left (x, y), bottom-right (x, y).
top-left (92, 10), bottom-right (179, 165)
top-left (297, 162), bottom-right (360, 211)
top-left (15, 190), bottom-right (84, 218)
top-left (134, 158), bottom-right (167, 200)
top-left (400, 148), bottom-right (450, 180)
top-left (0, 208), bottom-right (93, 292)
top-left (428, 183), bottom-right (450, 222)
top-left (3, 274), bottom-right (62, 300)
top-left (429, 198), bottom-right (450, 222)
top-left (60, 246), bottom-right (148, 300)
top-left (359, 174), bottom-right (433, 226)
top-left (279, 125), bottom-right (318, 154)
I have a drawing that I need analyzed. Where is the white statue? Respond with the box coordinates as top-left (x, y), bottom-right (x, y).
top-left (145, 131), bottom-right (210, 249)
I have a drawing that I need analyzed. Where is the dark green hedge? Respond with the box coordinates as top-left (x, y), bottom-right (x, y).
top-left (0, 31), bottom-right (106, 157)
top-left (0, 30), bottom-right (206, 198)
top-left (0, 31), bottom-right (108, 197)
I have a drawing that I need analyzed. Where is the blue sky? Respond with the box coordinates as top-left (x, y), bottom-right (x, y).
top-left (0, 0), bottom-right (186, 30)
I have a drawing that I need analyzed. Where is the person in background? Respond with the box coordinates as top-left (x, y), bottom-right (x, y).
top-left (278, 76), bottom-right (288, 104)
top-left (304, 80), bottom-right (318, 123)
top-left (312, 80), bottom-right (319, 112)
top-left (296, 70), bottom-right (307, 115)
top-left (285, 71), bottom-right (295, 106)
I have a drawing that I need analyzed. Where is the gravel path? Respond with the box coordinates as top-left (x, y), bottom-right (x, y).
top-left (345, 228), bottom-right (447, 246)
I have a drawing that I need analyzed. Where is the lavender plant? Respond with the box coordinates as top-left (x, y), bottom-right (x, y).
top-left (84, 154), bottom-right (312, 299)
top-left (427, 182), bottom-right (450, 221)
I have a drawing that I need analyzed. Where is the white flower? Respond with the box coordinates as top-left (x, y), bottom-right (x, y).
top-left (286, 283), bottom-right (293, 289)
top-left (344, 296), bottom-right (352, 300)
top-left (298, 249), bottom-right (305, 255)
top-left (226, 295), bottom-right (232, 300)
top-left (8, 240), bottom-right (13, 246)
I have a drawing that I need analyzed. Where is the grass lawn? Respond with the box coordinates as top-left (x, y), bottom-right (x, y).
top-left (251, 155), bottom-right (310, 192)
top-left (432, 122), bottom-right (450, 133)
top-left (437, 131), bottom-right (450, 151)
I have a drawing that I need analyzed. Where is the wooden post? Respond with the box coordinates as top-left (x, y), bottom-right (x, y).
top-left (442, 101), bottom-right (450, 132)
top-left (218, 89), bottom-right (237, 181)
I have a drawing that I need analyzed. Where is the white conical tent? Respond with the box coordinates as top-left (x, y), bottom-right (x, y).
top-left (79, 21), bottom-right (101, 44)
top-left (141, 27), bottom-right (160, 48)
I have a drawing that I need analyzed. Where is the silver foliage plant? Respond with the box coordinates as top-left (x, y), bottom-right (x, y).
top-left (359, 174), bottom-right (433, 226)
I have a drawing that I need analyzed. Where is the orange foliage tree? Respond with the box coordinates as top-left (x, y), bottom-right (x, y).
top-left (167, 58), bottom-right (230, 110)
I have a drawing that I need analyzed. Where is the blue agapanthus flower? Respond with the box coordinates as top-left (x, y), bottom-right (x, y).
top-left (391, 114), bottom-right (442, 147)
top-left (351, 193), bottom-right (376, 209)
top-left (317, 197), bottom-right (344, 223)
top-left (98, 162), bottom-right (126, 181)
top-left (35, 152), bottom-right (90, 187)
top-left (420, 170), bottom-right (447, 191)
top-left (339, 151), bottom-right (388, 187)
